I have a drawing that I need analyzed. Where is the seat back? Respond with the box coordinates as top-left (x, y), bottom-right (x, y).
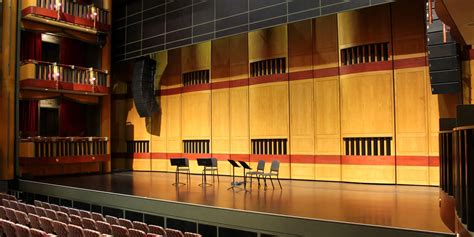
top-left (34, 200), bottom-right (42, 207)
top-left (91, 212), bottom-right (105, 222)
top-left (17, 202), bottom-right (28, 213)
top-left (69, 208), bottom-right (81, 216)
top-left (57, 211), bottom-right (70, 224)
top-left (41, 202), bottom-right (52, 210)
top-left (2, 199), bottom-right (10, 207)
top-left (70, 214), bottom-right (83, 227)
top-left (149, 225), bottom-right (166, 235)
top-left (0, 219), bottom-right (17, 237)
top-left (112, 224), bottom-right (130, 237)
top-left (27, 204), bottom-right (37, 214)
top-left (132, 221), bottom-right (149, 233)
top-left (119, 218), bottom-right (133, 229)
top-left (0, 205), bottom-right (7, 219)
top-left (52, 220), bottom-right (69, 237)
top-left (211, 158), bottom-right (218, 167)
top-left (80, 210), bottom-right (92, 219)
top-left (51, 204), bottom-right (61, 212)
top-left (15, 210), bottom-right (30, 226)
top-left (82, 217), bottom-right (97, 231)
top-left (59, 206), bottom-right (70, 215)
top-left (184, 232), bottom-right (202, 237)
top-left (15, 223), bottom-right (32, 237)
top-left (105, 215), bottom-right (119, 225)
top-left (35, 206), bottom-right (47, 217)
top-left (95, 221), bottom-right (112, 235)
top-left (30, 228), bottom-right (48, 237)
top-left (39, 216), bottom-right (55, 234)
top-left (256, 160), bottom-right (265, 171)
top-left (270, 160), bottom-right (280, 173)
top-left (9, 200), bottom-right (19, 210)
top-left (45, 208), bottom-right (58, 220)
top-left (84, 229), bottom-right (102, 237)
top-left (68, 224), bottom-right (85, 237)
top-left (166, 228), bottom-right (185, 237)
top-left (5, 207), bottom-right (17, 222)
top-left (28, 213), bottom-right (42, 229)
top-left (129, 228), bottom-right (147, 237)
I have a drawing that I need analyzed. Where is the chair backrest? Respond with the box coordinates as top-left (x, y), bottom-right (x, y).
top-left (119, 218), bottom-right (134, 229)
top-left (15, 223), bottom-right (32, 237)
top-left (80, 210), bottom-right (92, 219)
top-left (105, 215), bottom-right (119, 225)
top-left (57, 211), bottom-right (70, 224)
top-left (52, 220), bottom-right (69, 237)
top-left (91, 212), bottom-right (105, 222)
top-left (17, 202), bottom-right (28, 213)
top-left (211, 158), bottom-right (218, 167)
top-left (270, 160), bottom-right (280, 173)
top-left (70, 214), bottom-right (83, 227)
top-left (129, 228), bottom-right (147, 237)
top-left (5, 207), bottom-right (17, 222)
top-left (59, 206), bottom-right (70, 215)
top-left (9, 200), bottom-right (19, 210)
top-left (34, 200), bottom-right (42, 207)
top-left (30, 228), bottom-right (48, 237)
top-left (41, 202), bottom-right (52, 210)
top-left (51, 204), bottom-right (61, 212)
top-left (39, 216), bottom-right (55, 234)
top-left (84, 229), bottom-right (102, 237)
top-left (82, 217), bottom-right (97, 231)
top-left (0, 205), bottom-right (7, 219)
top-left (2, 199), bottom-right (10, 207)
top-left (27, 204), bottom-right (37, 214)
top-left (15, 210), bottom-right (30, 226)
top-left (68, 224), bottom-right (85, 237)
top-left (149, 225), bottom-right (166, 235)
top-left (95, 221), bottom-right (112, 235)
top-left (69, 208), bottom-right (81, 216)
top-left (1, 219), bottom-right (17, 237)
top-left (28, 213), bottom-right (42, 229)
top-left (256, 160), bottom-right (265, 171)
top-left (45, 208), bottom-right (58, 220)
top-left (166, 228), bottom-right (185, 237)
top-left (184, 232), bottom-right (202, 237)
top-left (132, 221), bottom-right (149, 233)
top-left (35, 206), bottom-right (47, 217)
top-left (112, 224), bottom-right (130, 237)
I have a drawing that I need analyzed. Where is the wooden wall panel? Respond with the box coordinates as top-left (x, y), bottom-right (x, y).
top-left (182, 91), bottom-right (211, 139)
top-left (313, 15), bottom-right (339, 69)
top-left (248, 25), bottom-right (288, 62)
top-left (181, 42), bottom-right (211, 73)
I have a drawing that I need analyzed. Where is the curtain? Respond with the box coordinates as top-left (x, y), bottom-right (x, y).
top-left (59, 99), bottom-right (86, 136)
top-left (20, 31), bottom-right (42, 61)
top-left (19, 100), bottom-right (39, 138)
top-left (60, 37), bottom-right (86, 67)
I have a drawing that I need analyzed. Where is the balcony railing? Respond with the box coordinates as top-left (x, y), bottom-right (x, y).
top-left (36, 0), bottom-right (109, 25)
top-left (20, 137), bottom-right (109, 158)
top-left (20, 60), bottom-right (109, 94)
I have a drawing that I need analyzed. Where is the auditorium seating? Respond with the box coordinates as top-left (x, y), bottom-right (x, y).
top-left (0, 192), bottom-right (202, 237)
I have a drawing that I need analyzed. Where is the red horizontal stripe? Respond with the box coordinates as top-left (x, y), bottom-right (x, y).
top-left (211, 80), bottom-right (230, 90)
top-left (212, 154), bottom-right (231, 161)
top-left (291, 155), bottom-right (314, 164)
top-left (250, 154), bottom-right (290, 163)
top-left (314, 67), bottom-right (339, 78)
top-left (182, 153), bottom-right (212, 160)
top-left (151, 152), bottom-right (167, 159)
top-left (160, 87), bottom-right (182, 96)
top-left (315, 155), bottom-right (341, 164)
top-left (230, 154), bottom-right (250, 162)
top-left (341, 155), bottom-right (395, 165)
top-left (394, 57), bottom-right (427, 69)
top-left (249, 74), bottom-right (289, 86)
top-left (20, 155), bottom-right (109, 165)
top-left (340, 61), bottom-right (392, 75)
top-left (182, 83), bottom-right (211, 93)
top-left (396, 156), bottom-right (429, 166)
top-left (429, 156), bottom-right (439, 167)
top-left (229, 78), bottom-right (249, 87)
top-left (289, 70), bottom-right (313, 81)
top-left (22, 6), bottom-right (110, 31)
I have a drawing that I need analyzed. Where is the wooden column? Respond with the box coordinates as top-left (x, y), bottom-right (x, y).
top-left (101, 0), bottom-right (112, 173)
top-left (0, 0), bottom-right (18, 180)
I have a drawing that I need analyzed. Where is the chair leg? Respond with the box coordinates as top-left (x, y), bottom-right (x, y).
top-left (217, 169), bottom-right (220, 182)
top-left (277, 175), bottom-right (282, 189)
top-left (257, 175), bottom-right (261, 186)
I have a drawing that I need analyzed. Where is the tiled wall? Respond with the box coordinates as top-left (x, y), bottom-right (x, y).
top-left (112, 0), bottom-right (394, 62)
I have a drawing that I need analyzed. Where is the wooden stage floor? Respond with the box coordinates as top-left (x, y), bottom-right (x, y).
top-left (36, 171), bottom-right (451, 234)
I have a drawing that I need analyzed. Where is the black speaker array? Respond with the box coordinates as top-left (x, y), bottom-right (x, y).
top-left (426, 1), bottom-right (461, 94)
top-left (132, 57), bottom-right (159, 117)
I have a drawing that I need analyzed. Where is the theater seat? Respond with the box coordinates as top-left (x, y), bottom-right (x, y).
top-left (129, 228), bottom-right (147, 237)
top-left (52, 220), bottom-right (69, 237)
top-left (15, 223), bottom-right (31, 237)
top-left (119, 218), bottom-right (133, 229)
top-left (132, 221), bottom-right (149, 233)
top-left (5, 207), bottom-right (17, 222)
top-left (0, 219), bottom-right (17, 237)
top-left (28, 213), bottom-right (42, 229)
top-left (148, 225), bottom-right (166, 236)
top-left (84, 228), bottom-right (102, 237)
top-left (30, 228), bottom-right (48, 237)
top-left (26, 204), bottom-right (37, 214)
top-left (82, 217), bottom-right (97, 231)
top-left (45, 209), bottom-right (58, 220)
top-left (96, 221), bottom-right (112, 235)
top-left (70, 214), bottom-right (83, 227)
top-left (68, 224), bottom-right (85, 237)
top-left (15, 210), bottom-right (30, 226)
top-left (105, 215), bottom-right (119, 225)
top-left (0, 206), bottom-right (7, 219)
top-left (39, 216), bottom-right (55, 234)
top-left (57, 211), bottom-right (70, 224)
top-left (91, 212), bottom-right (105, 222)
top-left (112, 224), bottom-right (130, 237)
top-left (165, 228), bottom-right (185, 237)
top-left (184, 232), bottom-right (202, 237)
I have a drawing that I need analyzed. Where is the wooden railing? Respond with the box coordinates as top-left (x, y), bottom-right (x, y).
top-left (21, 60), bottom-right (108, 87)
top-left (34, 0), bottom-right (109, 25)
top-left (20, 137), bottom-right (108, 158)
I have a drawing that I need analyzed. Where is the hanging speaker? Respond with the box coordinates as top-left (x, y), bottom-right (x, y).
top-left (132, 57), bottom-right (159, 117)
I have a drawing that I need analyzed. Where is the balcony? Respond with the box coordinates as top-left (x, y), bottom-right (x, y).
top-left (20, 60), bottom-right (109, 95)
top-left (22, 0), bottom-right (110, 34)
top-left (20, 136), bottom-right (110, 176)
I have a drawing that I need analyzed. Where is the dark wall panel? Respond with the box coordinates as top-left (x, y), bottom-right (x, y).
top-left (113, 0), bottom-right (394, 61)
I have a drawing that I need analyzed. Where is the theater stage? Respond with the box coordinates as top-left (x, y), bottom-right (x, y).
top-left (19, 172), bottom-right (453, 237)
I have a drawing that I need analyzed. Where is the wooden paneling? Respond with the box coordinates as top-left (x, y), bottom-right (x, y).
top-left (314, 15), bottom-right (339, 69)
top-left (181, 41), bottom-right (211, 73)
top-left (248, 25), bottom-right (288, 63)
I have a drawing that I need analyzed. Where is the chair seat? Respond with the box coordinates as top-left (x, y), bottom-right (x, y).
top-left (261, 172), bottom-right (276, 177)
top-left (246, 171), bottom-right (263, 175)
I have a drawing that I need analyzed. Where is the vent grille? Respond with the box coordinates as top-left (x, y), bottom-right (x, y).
top-left (251, 139), bottom-right (287, 155)
top-left (343, 137), bottom-right (392, 156)
top-left (182, 70), bottom-right (210, 86)
top-left (183, 140), bottom-right (210, 154)
top-left (341, 42), bottom-right (389, 66)
top-left (250, 58), bottom-right (286, 77)
top-left (127, 140), bottom-right (149, 153)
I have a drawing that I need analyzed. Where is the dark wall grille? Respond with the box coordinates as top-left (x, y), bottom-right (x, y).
top-left (251, 139), bottom-right (287, 155)
top-left (183, 140), bottom-right (210, 154)
top-left (343, 137), bottom-right (392, 156)
top-left (340, 42), bottom-right (389, 66)
top-left (127, 140), bottom-right (149, 153)
top-left (250, 58), bottom-right (286, 77)
top-left (182, 70), bottom-right (210, 86)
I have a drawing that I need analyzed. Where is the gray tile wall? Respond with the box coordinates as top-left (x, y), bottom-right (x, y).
top-left (112, 0), bottom-right (394, 62)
